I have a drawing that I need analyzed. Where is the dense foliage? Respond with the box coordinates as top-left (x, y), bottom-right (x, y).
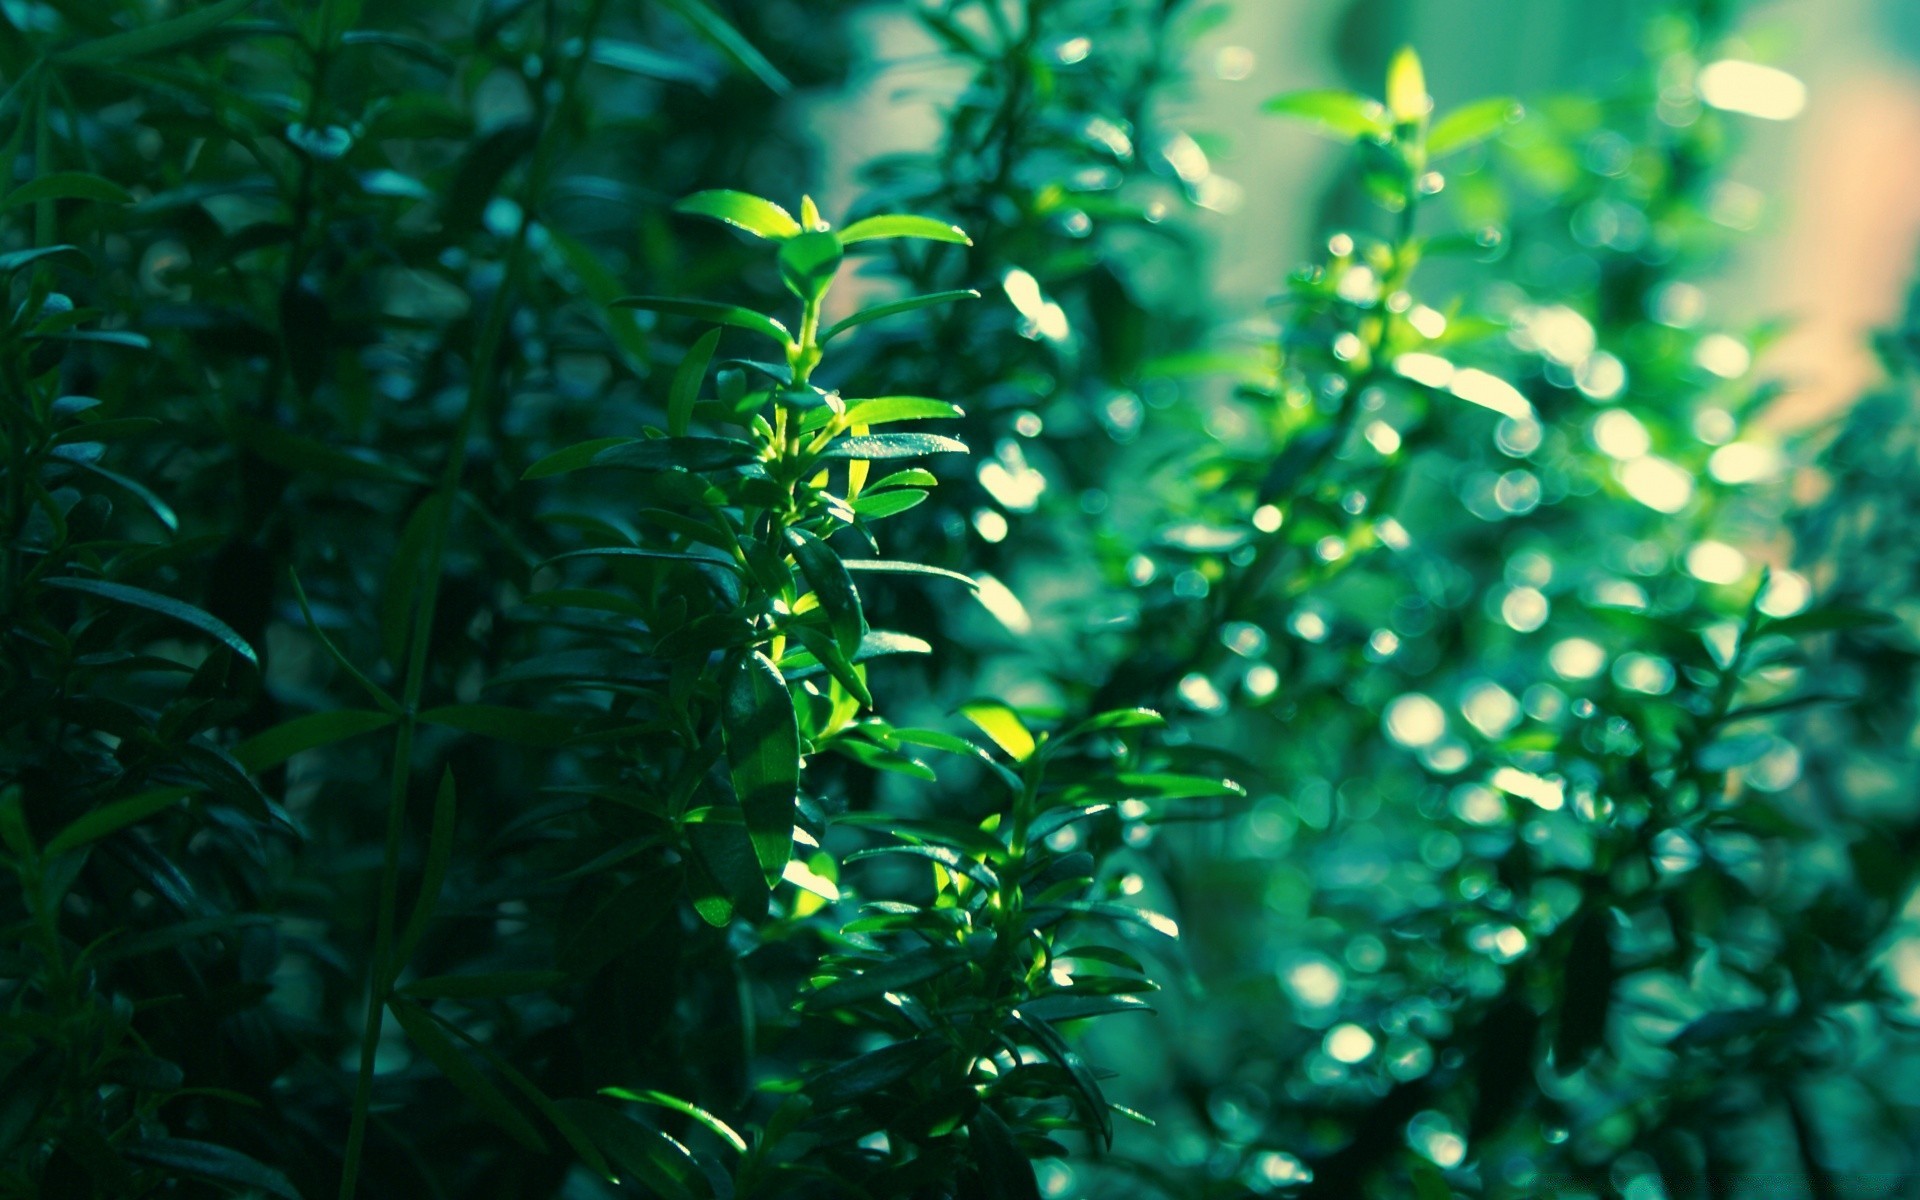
top-left (2, 0), bottom-right (1915, 1198)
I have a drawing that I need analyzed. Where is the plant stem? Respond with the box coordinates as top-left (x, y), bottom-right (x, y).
top-left (336, 3), bottom-right (610, 1193)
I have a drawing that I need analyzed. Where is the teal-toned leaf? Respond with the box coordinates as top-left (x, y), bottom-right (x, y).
top-left (807, 1038), bottom-right (946, 1107)
top-left (291, 569), bottom-right (400, 715)
top-left (837, 214), bottom-right (971, 245)
top-left (1, 172), bottom-right (132, 211)
top-left (590, 39), bottom-right (715, 88)
top-left (1428, 96), bottom-right (1524, 157)
top-left (582, 436), bottom-right (758, 474)
top-left (56, 0), bottom-right (256, 65)
top-left (778, 230), bottom-right (843, 302)
top-left (522, 437), bottom-right (640, 480)
top-left (418, 704), bottom-right (577, 746)
top-left (600, 1089), bottom-right (748, 1154)
top-left (399, 971), bottom-right (567, 999)
top-left (722, 652), bottom-right (799, 885)
top-left (233, 709), bottom-right (397, 771)
top-left (1054, 708), bottom-right (1165, 746)
top-left (45, 578), bottom-right (259, 668)
top-left (389, 998), bottom-right (547, 1151)
top-left (558, 867), bottom-right (682, 976)
top-left (1262, 89), bottom-right (1391, 141)
top-left (655, 0), bottom-right (790, 94)
top-left (45, 787), bottom-right (193, 856)
top-left (840, 559), bottom-right (977, 589)
top-left (674, 189), bottom-right (800, 239)
top-left (801, 949), bottom-right (966, 1010)
top-left (669, 328), bottom-right (723, 437)
top-left (392, 770), bottom-right (456, 969)
top-left (119, 1139), bottom-right (297, 1200)
top-left (820, 433), bottom-right (967, 460)
top-left (554, 1100), bottom-right (705, 1200)
top-left (823, 290), bottom-right (978, 342)
top-left (0, 245), bottom-right (83, 276)
top-left (613, 296), bottom-right (790, 345)
top-left (1764, 606), bottom-right (1896, 637)
top-left (69, 453), bottom-right (175, 525)
top-left (967, 1106), bottom-right (1041, 1200)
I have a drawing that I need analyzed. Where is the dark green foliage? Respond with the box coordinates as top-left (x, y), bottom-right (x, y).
top-left (2, 0), bottom-right (1915, 1197)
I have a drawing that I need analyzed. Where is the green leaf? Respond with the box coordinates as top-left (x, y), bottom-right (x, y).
top-left (807, 1038), bottom-right (946, 1106)
top-left (967, 1106), bottom-right (1041, 1200)
top-left (612, 296), bottom-right (790, 345)
top-left (1764, 606), bottom-right (1896, 637)
top-left (521, 437), bottom-right (640, 480)
top-left (820, 433), bottom-right (968, 460)
top-left (800, 949), bottom-right (967, 1010)
top-left (571, 436), bottom-right (758, 475)
top-left (389, 998), bottom-right (547, 1151)
top-left (669, 328), bottom-right (723, 437)
top-left (787, 528), bottom-right (865, 657)
top-left (1053, 708), bottom-right (1166, 746)
top-left (418, 704), bottom-right (577, 746)
top-left (56, 0), bottom-right (256, 65)
top-left (233, 709), bottom-right (398, 771)
top-left (554, 1100), bottom-right (706, 1200)
top-left (778, 230), bottom-right (843, 302)
top-left (837, 396), bottom-right (965, 427)
top-left (837, 214), bottom-right (972, 245)
top-left (722, 652), bottom-right (799, 885)
top-left (600, 1088), bottom-right (748, 1154)
top-left (960, 701), bottom-right (1035, 762)
top-left (0, 245), bottom-right (83, 276)
top-left (1385, 46), bottom-right (1430, 122)
top-left (1428, 96), bottom-right (1524, 157)
top-left (1, 172), bottom-right (132, 211)
top-left (45, 787), bottom-right (193, 856)
top-left (840, 559), bottom-right (977, 589)
top-left (850, 489), bottom-right (929, 520)
top-left (399, 971), bottom-right (567, 1000)
top-left (686, 813), bottom-right (768, 926)
top-left (558, 867), bottom-right (683, 976)
top-left (45, 578), bottom-right (259, 668)
top-left (392, 770), bottom-right (456, 970)
top-left (655, 0), bottom-right (790, 94)
top-left (673, 189), bottom-right (800, 239)
top-left (119, 1138), bottom-right (298, 1200)
top-left (823, 290), bottom-right (979, 342)
top-left (589, 39), bottom-right (714, 88)
top-left (290, 569), bottom-right (400, 715)
top-left (786, 623), bottom-right (873, 709)
top-left (1262, 89), bottom-right (1391, 141)
top-left (381, 493), bottom-right (445, 666)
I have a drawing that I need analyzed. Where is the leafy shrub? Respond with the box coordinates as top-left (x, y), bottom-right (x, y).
top-left (2, 0), bottom-right (1915, 1198)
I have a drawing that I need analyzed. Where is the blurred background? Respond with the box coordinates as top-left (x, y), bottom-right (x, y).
top-left (816, 0), bottom-right (1920, 424)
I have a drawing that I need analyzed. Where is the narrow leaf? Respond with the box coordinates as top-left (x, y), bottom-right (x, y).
top-left (233, 710), bottom-right (397, 771)
top-left (823, 290), bottom-right (978, 342)
top-left (722, 652), bottom-right (799, 885)
top-left (674, 189), bottom-right (800, 239)
top-left (45, 788), bottom-right (193, 856)
top-left (1, 172), bottom-right (132, 211)
top-left (612, 296), bottom-right (789, 345)
top-left (669, 328), bottom-right (722, 437)
top-left (837, 214), bottom-right (971, 245)
top-left (45, 578), bottom-right (259, 668)
top-left (389, 998), bottom-right (547, 1151)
